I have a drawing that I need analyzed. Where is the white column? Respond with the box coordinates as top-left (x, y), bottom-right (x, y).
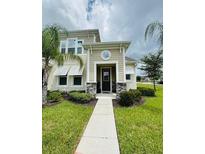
top-left (87, 49), bottom-right (90, 82)
top-left (123, 47), bottom-right (126, 82)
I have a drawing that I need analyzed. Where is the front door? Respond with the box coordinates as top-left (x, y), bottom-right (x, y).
top-left (102, 68), bottom-right (111, 92)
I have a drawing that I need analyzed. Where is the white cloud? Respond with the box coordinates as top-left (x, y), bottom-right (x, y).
top-left (43, 0), bottom-right (163, 75)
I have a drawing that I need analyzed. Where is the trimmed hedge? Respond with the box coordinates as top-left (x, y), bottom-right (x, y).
top-left (137, 87), bottom-right (155, 96)
top-left (119, 89), bottom-right (141, 107)
top-left (47, 91), bottom-right (63, 102)
top-left (69, 92), bottom-right (93, 104)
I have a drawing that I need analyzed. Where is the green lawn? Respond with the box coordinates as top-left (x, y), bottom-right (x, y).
top-left (114, 83), bottom-right (163, 154)
top-left (42, 101), bottom-right (93, 154)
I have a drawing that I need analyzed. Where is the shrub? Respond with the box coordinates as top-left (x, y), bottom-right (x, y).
top-left (157, 80), bottom-right (163, 84)
top-left (137, 76), bottom-right (141, 82)
top-left (119, 89), bottom-right (141, 107)
top-left (69, 92), bottom-right (93, 104)
top-left (137, 87), bottom-right (155, 96)
top-left (129, 89), bottom-right (142, 102)
top-left (47, 91), bottom-right (63, 102)
top-left (119, 91), bottom-right (134, 106)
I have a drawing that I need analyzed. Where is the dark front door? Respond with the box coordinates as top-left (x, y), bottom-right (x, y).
top-left (102, 68), bottom-right (111, 92)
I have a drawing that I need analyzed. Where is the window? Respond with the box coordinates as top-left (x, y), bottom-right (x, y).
top-left (60, 38), bottom-right (84, 55)
top-left (68, 48), bottom-right (75, 54)
top-left (78, 40), bottom-right (83, 45)
top-left (101, 50), bottom-right (111, 60)
top-left (77, 47), bottom-right (82, 54)
top-left (60, 41), bottom-right (66, 54)
top-left (59, 76), bottom-right (67, 85)
top-left (73, 76), bottom-right (82, 85)
top-left (68, 39), bottom-right (76, 47)
top-left (61, 48), bottom-right (66, 54)
top-left (77, 40), bottom-right (84, 54)
top-left (126, 74), bottom-right (131, 80)
top-left (103, 71), bottom-right (109, 81)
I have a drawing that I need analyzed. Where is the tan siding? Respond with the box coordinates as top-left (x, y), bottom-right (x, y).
top-left (126, 64), bottom-right (137, 90)
top-left (60, 35), bottom-right (95, 43)
top-left (47, 55), bottom-right (87, 92)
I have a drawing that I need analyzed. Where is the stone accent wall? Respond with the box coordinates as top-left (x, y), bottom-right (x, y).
top-left (116, 82), bottom-right (127, 99)
top-left (86, 83), bottom-right (97, 96)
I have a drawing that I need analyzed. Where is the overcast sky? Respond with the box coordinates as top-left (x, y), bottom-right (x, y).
top-left (43, 0), bottom-right (163, 75)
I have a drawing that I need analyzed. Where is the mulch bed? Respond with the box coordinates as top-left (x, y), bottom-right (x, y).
top-left (112, 97), bottom-right (145, 108)
top-left (42, 101), bottom-right (61, 108)
top-left (63, 93), bottom-right (97, 106)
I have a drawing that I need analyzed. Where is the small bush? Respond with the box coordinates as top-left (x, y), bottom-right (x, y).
top-left (47, 91), bottom-right (63, 102)
top-left (157, 80), bottom-right (163, 84)
top-left (119, 91), bottom-right (134, 106)
top-left (69, 92), bottom-right (93, 104)
top-left (137, 76), bottom-right (141, 82)
top-left (119, 89), bottom-right (141, 107)
top-left (137, 87), bottom-right (155, 96)
top-left (129, 89), bottom-right (142, 102)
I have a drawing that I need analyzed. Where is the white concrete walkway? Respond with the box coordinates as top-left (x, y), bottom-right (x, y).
top-left (75, 96), bottom-right (120, 154)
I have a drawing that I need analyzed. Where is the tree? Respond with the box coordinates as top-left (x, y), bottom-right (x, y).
top-left (145, 21), bottom-right (163, 49)
top-left (42, 25), bottom-right (83, 104)
top-left (139, 50), bottom-right (163, 91)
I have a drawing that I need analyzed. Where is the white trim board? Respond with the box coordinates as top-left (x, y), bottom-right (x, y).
top-left (94, 61), bottom-right (119, 83)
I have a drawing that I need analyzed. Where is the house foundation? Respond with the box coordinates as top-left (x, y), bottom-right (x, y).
top-left (86, 82), bottom-right (97, 95)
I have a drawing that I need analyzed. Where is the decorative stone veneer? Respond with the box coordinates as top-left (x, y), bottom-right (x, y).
top-left (86, 83), bottom-right (97, 96)
top-left (116, 82), bottom-right (127, 99)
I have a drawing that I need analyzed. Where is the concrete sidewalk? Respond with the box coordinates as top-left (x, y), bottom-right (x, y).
top-left (75, 96), bottom-right (120, 154)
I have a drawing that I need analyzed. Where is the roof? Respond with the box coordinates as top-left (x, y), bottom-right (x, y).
top-left (83, 41), bottom-right (131, 50)
top-left (60, 29), bottom-right (101, 42)
top-left (125, 56), bottom-right (137, 64)
top-left (125, 56), bottom-right (137, 62)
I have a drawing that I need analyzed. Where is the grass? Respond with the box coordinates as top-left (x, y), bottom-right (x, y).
top-left (42, 101), bottom-right (93, 154)
top-left (114, 83), bottom-right (163, 154)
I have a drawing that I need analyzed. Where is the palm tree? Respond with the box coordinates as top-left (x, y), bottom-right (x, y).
top-left (145, 21), bottom-right (163, 49)
top-left (42, 25), bottom-right (83, 104)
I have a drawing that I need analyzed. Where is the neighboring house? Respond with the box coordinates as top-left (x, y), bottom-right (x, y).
top-left (47, 29), bottom-right (137, 95)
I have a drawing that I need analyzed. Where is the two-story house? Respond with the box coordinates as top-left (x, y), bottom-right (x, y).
top-left (47, 29), bottom-right (137, 96)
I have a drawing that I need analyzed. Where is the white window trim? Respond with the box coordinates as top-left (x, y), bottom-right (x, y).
top-left (77, 39), bottom-right (84, 54)
top-left (101, 50), bottom-right (111, 60)
top-left (67, 38), bottom-right (77, 54)
top-left (60, 38), bottom-right (85, 55)
top-left (59, 40), bottom-right (67, 54)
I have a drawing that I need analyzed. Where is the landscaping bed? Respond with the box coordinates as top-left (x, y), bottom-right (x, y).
top-left (44, 90), bottom-right (97, 107)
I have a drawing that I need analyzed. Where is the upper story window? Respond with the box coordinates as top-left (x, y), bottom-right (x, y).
top-left (67, 38), bottom-right (76, 47)
top-left (77, 47), bottom-right (82, 54)
top-left (78, 40), bottom-right (83, 44)
top-left (77, 40), bottom-right (84, 54)
top-left (60, 38), bottom-right (84, 54)
top-left (60, 41), bottom-right (66, 54)
top-left (68, 48), bottom-right (75, 54)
